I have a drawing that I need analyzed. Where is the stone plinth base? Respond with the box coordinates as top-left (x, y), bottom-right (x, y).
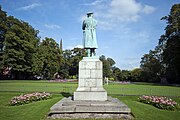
top-left (49, 113), bottom-right (132, 119)
top-left (48, 96), bottom-right (132, 119)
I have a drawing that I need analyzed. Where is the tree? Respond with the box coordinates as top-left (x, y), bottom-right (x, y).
top-left (159, 4), bottom-right (180, 83)
top-left (112, 67), bottom-right (122, 81)
top-left (121, 70), bottom-right (131, 81)
top-left (59, 39), bottom-right (63, 54)
top-left (0, 10), bottom-right (39, 79)
top-left (130, 68), bottom-right (142, 82)
top-left (139, 4), bottom-right (180, 83)
top-left (32, 37), bottom-right (60, 79)
top-left (68, 48), bottom-right (86, 76)
top-left (99, 55), bottom-right (116, 78)
top-left (0, 6), bottom-right (7, 52)
top-left (140, 49), bottom-right (163, 82)
top-left (107, 58), bottom-right (115, 67)
top-left (61, 48), bottom-right (86, 78)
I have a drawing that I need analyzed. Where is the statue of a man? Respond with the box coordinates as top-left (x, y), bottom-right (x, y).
top-left (82, 12), bottom-right (98, 57)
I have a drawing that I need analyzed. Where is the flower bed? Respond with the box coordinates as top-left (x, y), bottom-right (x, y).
top-left (9, 92), bottom-right (52, 106)
top-left (138, 95), bottom-right (178, 110)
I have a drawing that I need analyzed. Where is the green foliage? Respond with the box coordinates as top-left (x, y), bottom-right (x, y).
top-left (32, 37), bottom-right (60, 79)
top-left (140, 4), bottom-right (180, 84)
top-left (121, 70), bottom-right (131, 81)
top-left (159, 4), bottom-right (180, 83)
top-left (112, 67), bottom-right (122, 81)
top-left (0, 6), bottom-right (7, 52)
top-left (108, 77), bottom-right (115, 81)
top-left (130, 68), bottom-right (142, 82)
top-left (61, 48), bottom-right (86, 78)
top-left (69, 75), bottom-right (77, 79)
top-left (140, 49), bottom-right (163, 82)
top-left (68, 48), bottom-right (86, 76)
top-left (0, 8), bottom-right (39, 79)
top-left (99, 55), bottom-right (115, 78)
top-left (99, 54), bottom-right (143, 82)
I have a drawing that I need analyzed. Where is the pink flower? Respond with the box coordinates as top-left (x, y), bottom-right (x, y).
top-left (9, 92), bottom-right (52, 106)
top-left (139, 95), bottom-right (178, 110)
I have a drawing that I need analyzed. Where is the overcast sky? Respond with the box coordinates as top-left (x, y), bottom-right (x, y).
top-left (0, 0), bottom-right (179, 70)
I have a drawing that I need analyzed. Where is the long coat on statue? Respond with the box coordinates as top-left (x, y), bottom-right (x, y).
top-left (82, 17), bottom-right (98, 49)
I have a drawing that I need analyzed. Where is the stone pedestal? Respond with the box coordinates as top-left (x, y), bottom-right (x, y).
top-left (48, 96), bottom-right (132, 119)
top-left (74, 57), bottom-right (107, 101)
top-left (48, 57), bottom-right (132, 119)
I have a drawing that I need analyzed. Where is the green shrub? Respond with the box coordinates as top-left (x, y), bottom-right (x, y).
top-left (109, 77), bottom-right (114, 81)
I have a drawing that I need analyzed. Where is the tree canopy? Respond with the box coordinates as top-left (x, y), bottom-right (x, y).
top-left (0, 7), bottom-right (39, 79)
top-left (140, 4), bottom-right (180, 83)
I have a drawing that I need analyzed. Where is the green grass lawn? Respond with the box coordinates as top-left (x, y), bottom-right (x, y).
top-left (0, 80), bottom-right (78, 93)
top-left (0, 80), bottom-right (179, 96)
top-left (0, 80), bottom-right (180, 120)
top-left (115, 95), bottom-right (180, 120)
top-left (0, 92), bottom-right (62, 120)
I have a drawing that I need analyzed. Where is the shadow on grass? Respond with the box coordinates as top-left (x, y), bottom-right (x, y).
top-left (60, 92), bottom-right (72, 98)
